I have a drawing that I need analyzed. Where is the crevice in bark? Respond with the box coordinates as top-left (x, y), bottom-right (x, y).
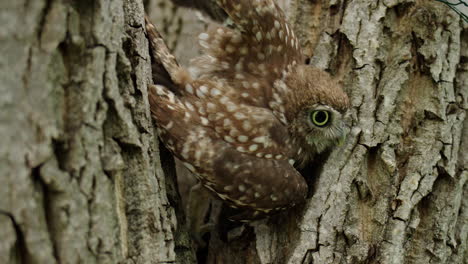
top-left (34, 163), bottom-right (61, 263)
top-left (300, 151), bottom-right (329, 198)
top-left (331, 31), bottom-right (354, 81)
top-left (0, 210), bottom-right (28, 263)
top-left (22, 47), bottom-right (34, 92)
top-left (159, 143), bottom-right (196, 264)
top-left (36, 0), bottom-right (53, 42)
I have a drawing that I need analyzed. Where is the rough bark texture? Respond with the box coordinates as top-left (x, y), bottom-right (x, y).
top-left (1, 0), bottom-right (466, 264)
top-left (147, 0), bottom-right (467, 263)
top-left (0, 0), bottom-right (184, 263)
top-left (285, 1), bottom-right (467, 263)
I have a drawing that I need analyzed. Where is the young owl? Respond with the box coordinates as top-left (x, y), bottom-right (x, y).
top-left (146, 0), bottom-right (350, 220)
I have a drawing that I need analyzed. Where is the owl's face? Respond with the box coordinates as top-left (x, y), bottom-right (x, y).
top-left (294, 104), bottom-right (349, 154)
top-left (282, 65), bottom-right (350, 160)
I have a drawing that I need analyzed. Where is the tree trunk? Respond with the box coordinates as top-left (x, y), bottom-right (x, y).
top-left (0, 0), bottom-right (190, 263)
top-left (1, 1), bottom-right (466, 264)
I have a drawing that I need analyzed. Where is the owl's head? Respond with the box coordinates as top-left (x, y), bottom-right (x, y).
top-left (280, 65), bottom-right (350, 156)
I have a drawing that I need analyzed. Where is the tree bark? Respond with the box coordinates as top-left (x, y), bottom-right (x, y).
top-left (0, 0), bottom-right (186, 263)
top-left (1, 0), bottom-right (466, 264)
top-left (287, 1), bottom-right (467, 263)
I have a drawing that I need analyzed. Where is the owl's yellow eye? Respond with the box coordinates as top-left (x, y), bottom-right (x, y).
top-left (311, 110), bottom-right (330, 127)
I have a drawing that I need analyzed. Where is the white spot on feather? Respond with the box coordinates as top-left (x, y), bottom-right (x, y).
top-left (185, 84), bottom-right (194, 94)
top-left (224, 136), bottom-right (235, 143)
top-left (238, 184), bottom-right (246, 192)
top-left (237, 146), bottom-right (247, 152)
top-left (256, 32), bottom-right (263, 41)
top-left (184, 102), bottom-right (195, 111)
top-left (200, 117), bottom-right (209, 126)
top-left (199, 33), bottom-right (209, 40)
top-left (210, 88), bottom-right (221, 96)
top-left (274, 20), bottom-right (281, 29)
top-left (163, 121), bottom-right (173, 130)
top-left (242, 120), bottom-right (252, 130)
top-left (238, 135), bottom-right (248, 142)
top-left (226, 45), bottom-right (236, 53)
top-left (249, 144), bottom-right (258, 151)
top-left (199, 85), bottom-right (209, 94)
top-left (270, 194), bottom-right (278, 201)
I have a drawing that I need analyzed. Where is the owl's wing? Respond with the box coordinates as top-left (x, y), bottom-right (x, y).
top-left (150, 79), bottom-right (296, 162)
top-left (145, 16), bottom-right (181, 88)
top-left (192, 0), bottom-right (303, 82)
top-left (150, 83), bottom-right (307, 219)
top-left (209, 146), bottom-right (308, 220)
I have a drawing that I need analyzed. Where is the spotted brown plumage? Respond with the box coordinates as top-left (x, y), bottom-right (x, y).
top-left (147, 0), bottom-right (350, 220)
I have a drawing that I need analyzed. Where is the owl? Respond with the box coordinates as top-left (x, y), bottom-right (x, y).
top-left (146, 0), bottom-right (350, 220)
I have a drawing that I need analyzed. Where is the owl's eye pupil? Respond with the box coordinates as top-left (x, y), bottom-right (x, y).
top-left (311, 110), bottom-right (330, 127)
